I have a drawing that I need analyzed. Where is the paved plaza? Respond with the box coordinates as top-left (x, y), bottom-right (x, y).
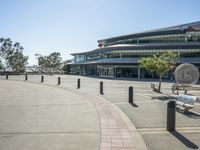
top-left (0, 74), bottom-right (200, 150)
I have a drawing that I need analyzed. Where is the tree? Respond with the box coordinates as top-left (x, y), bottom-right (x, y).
top-left (139, 51), bottom-right (177, 92)
top-left (62, 64), bottom-right (71, 74)
top-left (0, 38), bottom-right (28, 72)
top-left (35, 52), bottom-right (62, 73)
top-left (0, 60), bottom-right (3, 71)
top-left (8, 50), bottom-right (29, 72)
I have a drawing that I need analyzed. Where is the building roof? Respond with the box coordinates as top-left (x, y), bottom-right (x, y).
top-left (70, 58), bottom-right (139, 65)
top-left (71, 43), bottom-right (200, 55)
top-left (70, 57), bottom-right (200, 66)
top-left (98, 21), bottom-right (200, 45)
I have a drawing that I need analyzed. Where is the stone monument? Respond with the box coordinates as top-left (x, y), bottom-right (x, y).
top-left (172, 63), bottom-right (200, 94)
top-left (174, 63), bottom-right (199, 85)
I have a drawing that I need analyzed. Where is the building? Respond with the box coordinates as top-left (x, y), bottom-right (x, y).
top-left (70, 21), bottom-right (200, 79)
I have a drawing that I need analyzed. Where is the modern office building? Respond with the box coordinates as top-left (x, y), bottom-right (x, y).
top-left (70, 21), bottom-right (200, 79)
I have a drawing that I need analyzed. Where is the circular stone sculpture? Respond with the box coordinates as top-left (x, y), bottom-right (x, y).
top-left (174, 63), bottom-right (200, 84)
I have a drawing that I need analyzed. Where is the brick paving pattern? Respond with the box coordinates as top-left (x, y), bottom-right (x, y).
top-left (88, 96), bottom-right (136, 150)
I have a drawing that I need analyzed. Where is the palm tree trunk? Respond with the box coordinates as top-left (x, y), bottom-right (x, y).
top-left (158, 75), bottom-right (162, 92)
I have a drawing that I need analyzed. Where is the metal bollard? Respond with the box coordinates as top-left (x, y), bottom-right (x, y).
top-left (100, 81), bottom-right (103, 95)
top-left (41, 75), bottom-right (44, 83)
top-left (167, 101), bottom-right (176, 131)
top-left (129, 86), bottom-right (133, 103)
top-left (58, 77), bottom-right (61, 85)
top-left (6, 74), bottom-right (8, 80)
top-left (25, 74), bottom-right (28, 81)
top-left (77, 78), bottom-right (80, 89)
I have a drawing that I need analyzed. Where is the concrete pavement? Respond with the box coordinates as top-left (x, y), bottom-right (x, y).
top-left (0, 77), bottom-right (147, 150)
top-left (1, 74), bottom-right (200, 150)
top-left (0, 80), bottom-right (100, 150)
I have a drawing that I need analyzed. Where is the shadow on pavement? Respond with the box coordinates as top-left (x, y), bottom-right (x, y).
top-left (171, 131), bottom-right (199, 149)
top-left (130, 102), bottom-right (138, 107)
top-left (151, 95), bottom-right (177, 101)
top-left (177, 110), bottom-right (200, 119)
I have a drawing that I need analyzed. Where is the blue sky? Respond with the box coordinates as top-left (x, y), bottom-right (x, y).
top-left (0, 0), bottom-right (200, 65)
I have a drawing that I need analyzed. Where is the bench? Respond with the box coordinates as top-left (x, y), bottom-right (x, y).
top-left (171, 83), bottom-right (191, 94)
top-left (176, 94), bottom-right (197, 113)
top-left (189, 85), bottom-right (200, 91)
top-left (151, 83), bottom-right (159, 92)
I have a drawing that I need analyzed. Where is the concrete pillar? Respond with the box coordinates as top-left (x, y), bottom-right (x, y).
top-left (100, 81), bottom-right (103, 95)
top-left (178, 51), bottom-right (180, 59)
top-left (25, 74), bottom-right (28, 81)
top-left (113, 67), bottom-right (116, 78)
top-left (185, 35), bottom-right (187, 43)
top-left (58, 77), bottom-right (61, 85)
top-left (129, 86), bottom-right (133, 103)
top-left (138, 66), bottom-right (140, 79)
top-left (167, 101), bottom-right (176, 131)
top-left (41, 75), bottom-right (44, 82)
top-left (77, 78), bottom-right (80, 89)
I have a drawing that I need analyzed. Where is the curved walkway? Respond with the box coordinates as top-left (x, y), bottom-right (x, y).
top-left (0, 80), bottom-right (100, 150)
top-left (0, 78), bottom-right (147, 150)
top-left (83, 93), bottom-right (148, 150)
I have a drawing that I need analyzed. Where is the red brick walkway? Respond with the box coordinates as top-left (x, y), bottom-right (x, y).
top-left (87, 95), bottom-right (137, 150)
top-left (96, 101), bottom-right (135, 149)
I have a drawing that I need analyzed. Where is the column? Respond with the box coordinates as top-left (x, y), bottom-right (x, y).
top-left (138, 66), bottom-right (140, 79)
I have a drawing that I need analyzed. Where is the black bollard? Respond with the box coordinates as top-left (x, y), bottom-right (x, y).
top-left (129, 86), bottom-right (133, 103)
top-left (58, 77), bottom-right (61, 85)
top-left (100, 81), bottom-right (103, 95)
top-left (25, 74), bottom-right (28, 81)
top-left (167, 101), bottom-right (176, 131)
top-left (77, 78), bottom-right (80, 89)
top-left (6, 74), bottom-right (8, 80)
top-left (41, 75), bottom-right (44, 83)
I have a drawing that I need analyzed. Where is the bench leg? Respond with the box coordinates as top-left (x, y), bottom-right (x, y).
top-left (176, 90), bottom-right (179, 95)
top-left (184, 90), bottom-right (187, 94)
top-left (184, 108), bottom-right (190, 113)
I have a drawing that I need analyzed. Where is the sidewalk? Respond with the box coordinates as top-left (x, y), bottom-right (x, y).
top-left (73, 90), bottom-right (148, 150)
top-left (0, 80), bottom-right (100, 150)
top-left (0, 79), bottom-right (147, 150)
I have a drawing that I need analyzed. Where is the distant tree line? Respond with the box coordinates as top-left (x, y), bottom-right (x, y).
top-left (35, 52), bottom-right (62, 73)
top-left (0, 38), bottom-right (71, 74)
top-left (35, 52), bottom-right (71, 74)
top-left (0, 38), bottom-right (28, 73)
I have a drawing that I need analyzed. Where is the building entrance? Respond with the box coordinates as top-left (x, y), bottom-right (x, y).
top-left (97, 66), bottom-right (114, 78)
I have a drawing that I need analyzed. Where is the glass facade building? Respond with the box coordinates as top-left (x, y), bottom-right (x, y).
top-left (70, 21), bottom-right (200, 79)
